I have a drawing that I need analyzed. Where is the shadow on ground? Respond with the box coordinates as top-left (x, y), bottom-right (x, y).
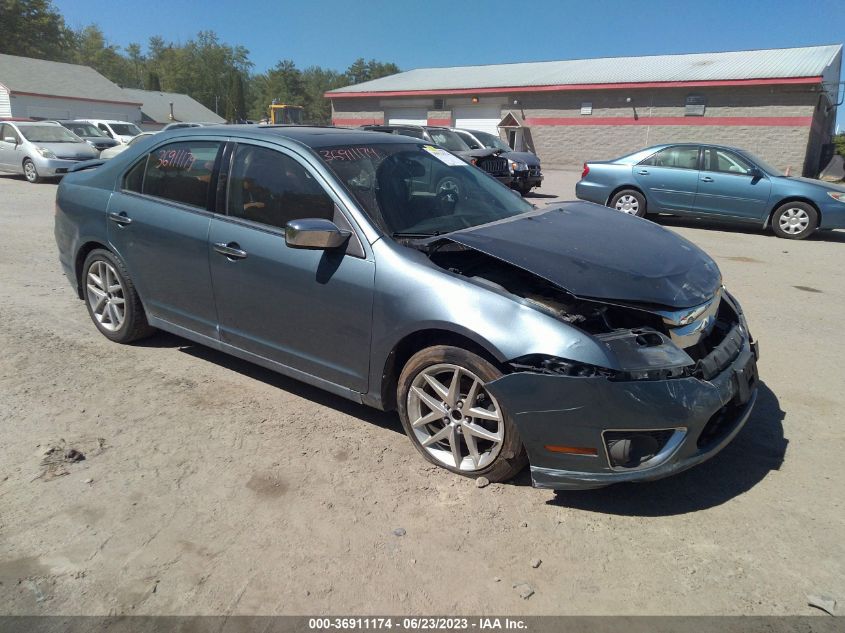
top-left (523, 191), bottom-right (559, 199)
top-left (135, 332), bottom-right (404, 435)
top-left (651, 214), bottom-right (845, 243)
top-left (549, 381), bottom-right (786, 515)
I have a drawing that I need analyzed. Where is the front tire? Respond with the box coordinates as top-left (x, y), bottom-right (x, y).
top-left (397, 345), bottom-right (527, 482)
top-left (82, 249), bottom-right (154, 343)
top-left (609, 189), bottom-right (646, 217)
top-left (23, 158), bottom-right (41, 184)
top-left (771, 202), bottom-right (818, 240)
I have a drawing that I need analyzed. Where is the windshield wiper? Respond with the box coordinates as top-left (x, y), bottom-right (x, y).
top-left (392, 231), bottom-right (442, 239)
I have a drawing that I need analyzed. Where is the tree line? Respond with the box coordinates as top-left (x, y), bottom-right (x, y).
top-left (0, 0), bottom-right (400, 123)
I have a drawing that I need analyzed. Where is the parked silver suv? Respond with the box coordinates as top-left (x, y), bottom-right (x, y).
top-left (0, 121), bottom-right (97, 183)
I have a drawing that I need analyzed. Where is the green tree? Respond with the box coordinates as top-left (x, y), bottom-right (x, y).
top-left (834, 133), bottom-right (845, 157)
top-left (145, 70), bottom-right (161, 92)
top-left (74, 24), bottom-right (134, 87)
top-left (344, 58), bottom-right (400, 85)
top-left (0, 0), bottom-right (76, 61)
top-left (228, 71), bottom-right (246, 122)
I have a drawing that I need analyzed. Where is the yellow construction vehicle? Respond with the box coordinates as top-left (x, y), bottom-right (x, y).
top-left (268, 101), bottom-right (304, 125)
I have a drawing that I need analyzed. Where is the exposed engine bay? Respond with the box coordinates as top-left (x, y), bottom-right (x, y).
top-left (418, 242), bottom-right (744, 381)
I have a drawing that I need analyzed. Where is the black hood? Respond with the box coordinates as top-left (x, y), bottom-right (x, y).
top-left (447, 202), bottom-right (722, 309)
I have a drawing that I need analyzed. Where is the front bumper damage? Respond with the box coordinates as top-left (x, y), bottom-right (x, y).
top-left (486, 326), bottom-right (759, 490)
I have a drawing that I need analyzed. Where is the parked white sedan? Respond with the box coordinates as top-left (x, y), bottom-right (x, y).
top-left (99, 132), bottom-right (157, 160)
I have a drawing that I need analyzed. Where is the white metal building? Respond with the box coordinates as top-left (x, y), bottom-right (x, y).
top-left (0, 53), bottom-right (141, 122)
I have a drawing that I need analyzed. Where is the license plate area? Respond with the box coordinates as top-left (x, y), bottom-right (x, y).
top-left (733, 353), bottom-right (758, 404)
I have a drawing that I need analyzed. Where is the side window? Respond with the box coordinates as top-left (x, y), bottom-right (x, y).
top-left (123, 156), bottom-right (147, 193)
top-left (97, 124), bottom-right (113, 137)
top-left (457, 133), bottom-right (481, 149)
top-left (227, 144), bottom-right (335, 230)
top-left (704, 148), bottom-right (753, 175)
top-left (1, 124), bottom-right (20, 143)
top-left (640, 146), bottom-right (700, 170)
top-left (142, 141), bottom-right (221, 208)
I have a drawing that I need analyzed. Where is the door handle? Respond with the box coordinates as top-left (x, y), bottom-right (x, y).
top-left (108, 211), bottom-right (132, 225)
top-left (638, 170), bottom-right (649, 175)
top-left (700, 176), bottom-right (714, 183)
top-left (213, 242), bottom-right (248, 260)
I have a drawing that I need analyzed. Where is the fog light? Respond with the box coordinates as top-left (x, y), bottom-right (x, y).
top-left (603, 429), bottom-right (679, 469)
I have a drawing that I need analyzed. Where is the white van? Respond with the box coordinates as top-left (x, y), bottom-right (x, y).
top-left (79, 120), bottom-right (142, 144)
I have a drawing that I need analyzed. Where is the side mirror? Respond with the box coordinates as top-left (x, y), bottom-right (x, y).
top-left (749, 167), bottom-right (764, 179)
top-left (4, 136), bottom-right (17, 144)
top-left (285, 218), bottom-right (350, 250)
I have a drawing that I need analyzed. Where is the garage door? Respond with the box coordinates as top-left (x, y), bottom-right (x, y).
top-left (453, 105), bottom-right (502, 135)
top-left (386, 108), bottom-right (427, 126)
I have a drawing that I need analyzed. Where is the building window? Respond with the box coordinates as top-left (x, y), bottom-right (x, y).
top-left (580, 102), bottom-right (593, 115)
top-left (685, 95), bottom-right (706, 116)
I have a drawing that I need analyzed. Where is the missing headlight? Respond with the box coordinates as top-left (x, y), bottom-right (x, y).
top-left (509, 354), bottom-right (618, 378)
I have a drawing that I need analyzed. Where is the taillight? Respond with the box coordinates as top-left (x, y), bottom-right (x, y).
top-left (581, 163), bottom-right (590, 179)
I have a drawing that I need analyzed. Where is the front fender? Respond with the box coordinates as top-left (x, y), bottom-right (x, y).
top-left (366, 240), bottom-right (615, 407)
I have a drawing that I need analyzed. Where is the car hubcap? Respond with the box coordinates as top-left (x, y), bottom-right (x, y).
top-left (407, 363), bottom-right (504, 472)
top-left (24, 162), bottom-right (36, 181)
top-left (615, 195), bottom-right (639, 214)
top-left (86, 260), bottom-right (126, 331)
top-left (779, 208), bottom-right (810, 234)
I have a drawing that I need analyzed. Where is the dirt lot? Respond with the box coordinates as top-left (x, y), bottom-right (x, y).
top-left (1, 171), bottom-right (843, 616)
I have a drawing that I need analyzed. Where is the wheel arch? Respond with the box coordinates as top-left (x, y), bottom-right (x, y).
top-left (606, 184), bottom-right (647, 209)
top-left (765, 197), bottom-right (821, 229)
top-left (74, 241), bottom-right (111, 298)
top-left (378, 328), bottom-right (506, 412)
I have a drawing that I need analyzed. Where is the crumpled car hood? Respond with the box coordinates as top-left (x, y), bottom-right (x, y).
top-left (503, 150), bottom-right (540, 167)
top-left (447, 202), bottom-right (722, 309)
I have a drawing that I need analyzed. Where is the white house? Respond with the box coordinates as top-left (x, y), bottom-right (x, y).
top-left (0, 53), bottom-right (141, 122)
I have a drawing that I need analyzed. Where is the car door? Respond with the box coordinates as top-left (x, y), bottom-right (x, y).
top-left (633, 145), bottom-right (701, 212)
top-left (693, 147), bottom-right (772, 222)
top-left (106, 138), bottom-right (223, 338)
top-left (208, 141), bottom-right (375, 393)
top-left (0, 124), bottom-right (22, 171)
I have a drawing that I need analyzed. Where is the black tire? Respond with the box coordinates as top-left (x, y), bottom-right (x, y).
top-left (771, 201), bottom-right (818, 240)
top-left (81, 249), bottom-right (155, 343)
top-left (397, 345), bottom-right (527, 483)
top-left (518, 183), bottom-right (533, 196)
top-left (23, 158), bottom-right (41, 184)
top-left (609, 189), bottom-right (647, 217)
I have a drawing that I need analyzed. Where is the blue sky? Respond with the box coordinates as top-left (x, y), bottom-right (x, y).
top-left (55, 0), bottom-right (844, 128)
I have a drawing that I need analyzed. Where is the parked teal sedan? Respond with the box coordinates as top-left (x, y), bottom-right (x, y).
top-left (576, 143), bottom-right (845, 239)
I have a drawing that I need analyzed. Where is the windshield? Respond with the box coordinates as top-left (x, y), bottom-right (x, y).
top-left (20, 126), bottom-right (81, 143)
top-left (738, 150), bottom-right (784, 177)
top-left (319, 142), bottom-right (533, 236)
top-left (62, 122), bottom-right (106, 137)
top-left (426, 128), bottom-right (470, 152)
top-left (110, 123), bottom-right (141, 136)
top-left (472, 131), bottom-right (511, 152)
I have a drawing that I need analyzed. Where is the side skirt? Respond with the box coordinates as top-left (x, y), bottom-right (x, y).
top-left (146, 315), bottom-right (365, 405)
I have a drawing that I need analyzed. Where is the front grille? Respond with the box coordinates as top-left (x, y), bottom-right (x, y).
top-left (56, 156), bottom-right (83, 160)
top-left (477, 157), bottom-right (508, 176)
top-left (529, 167), bottom-right (541, 176)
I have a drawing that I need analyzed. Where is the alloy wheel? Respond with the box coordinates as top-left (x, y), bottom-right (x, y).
top-left (86, 260), bottom-right (126, 332)
top-left (407, 363), bottom-right (504, 471)
top-left (778, 207), bottom-right (810, 235)
top-left (23, 160), bottom-right (37, 183)
top-left (615, 194), bottom-right (639, 214)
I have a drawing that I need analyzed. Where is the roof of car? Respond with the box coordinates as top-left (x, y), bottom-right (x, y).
top-left (9, 121), bottom-right (61, 127)
top-left (169, 124), bottom-right (425, 149)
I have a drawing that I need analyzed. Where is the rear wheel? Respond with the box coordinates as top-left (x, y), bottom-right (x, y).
top-left (397, 345), bottom-right (527, 482)
top-left (82, 249), bottom-right (154, 343)
top-left (23, 159), bottom-right (41, 184)
top-left (518, 182), bottom-right (533, 196)
top-left (771, 202), bottom-right (818, 240)
top-left (609, 189), bottom-right (646, 217)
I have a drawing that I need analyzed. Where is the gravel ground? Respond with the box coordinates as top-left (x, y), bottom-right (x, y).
top-left (0, 170), bottom-right (843, 616)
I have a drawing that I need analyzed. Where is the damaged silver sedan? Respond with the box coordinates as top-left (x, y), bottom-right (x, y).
top-left (55, 126), bottom-right (758, 490)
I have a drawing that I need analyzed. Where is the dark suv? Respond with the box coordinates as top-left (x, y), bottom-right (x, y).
top-left (52, 120), bottom-right (119, 154)
top-left (453, 128), bottom-right (543, 195)
top-left (361, 124), bottom-right (512, 186)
